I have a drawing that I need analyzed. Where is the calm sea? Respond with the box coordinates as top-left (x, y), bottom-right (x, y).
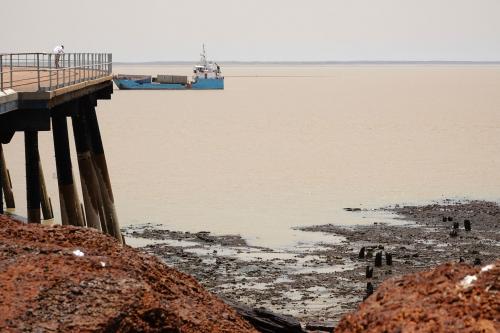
top-left (4, 64), bottom-right (500, 247)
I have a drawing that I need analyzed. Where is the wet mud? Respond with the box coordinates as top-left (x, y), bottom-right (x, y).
top-left (123, 200), bottom-right (500, 328)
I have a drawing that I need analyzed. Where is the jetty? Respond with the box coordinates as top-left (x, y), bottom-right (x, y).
top-left (0, 52), bottom-right (122, 242)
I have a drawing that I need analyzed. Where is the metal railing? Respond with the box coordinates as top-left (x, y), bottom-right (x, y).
top-left (0, 53), bottom-right (112, 92)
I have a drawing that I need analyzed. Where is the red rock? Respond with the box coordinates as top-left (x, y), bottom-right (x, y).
top-left (336, 260), bottom-right (499, 333)
top-left (0, 215), bottom-right (257, 332)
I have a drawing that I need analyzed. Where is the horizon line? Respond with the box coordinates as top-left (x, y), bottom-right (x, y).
top-left (114, 60), bottom-right (500, 65)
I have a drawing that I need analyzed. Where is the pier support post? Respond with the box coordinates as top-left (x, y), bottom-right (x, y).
top-left (85, 103), bottom-right (122, 243)
top-left (52, 114), bottom-right (84, 227)
top-left (0, 144), bottom-right (15, 211)
top-left (71, 100), bottom-right (103, 231)
top-left (37, 151), bottom-right (54, 221)
top-left (25, 131), bottom-right (41, 223)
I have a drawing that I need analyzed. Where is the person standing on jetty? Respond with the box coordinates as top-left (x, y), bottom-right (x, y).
top-left (53, 45), bottom-right (64, 68)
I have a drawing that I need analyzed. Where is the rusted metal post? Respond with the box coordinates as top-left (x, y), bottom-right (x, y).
top-left (0, 144), bottom-right (15, 211)
top-left (52, 114), bottom-right (84, 226)
top-left (71, 99), bottom-right (104, 231)
top-left (85, 105), bottom-right (122, 243)
top-left (37, 151), bottom-right (54, 221)
top-left (25, 131), bottom-right (41, 223)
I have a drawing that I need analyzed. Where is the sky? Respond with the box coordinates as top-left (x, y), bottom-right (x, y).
top-left (2, 0), bottom-right (500, 62)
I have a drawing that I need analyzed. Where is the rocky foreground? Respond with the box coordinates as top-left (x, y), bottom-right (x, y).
top-left (0, 199), bottom-right (499, 332)
top-left (337, 260), bottom-right (499, 332)
top-left (0, 215), bottom-right (256, 332)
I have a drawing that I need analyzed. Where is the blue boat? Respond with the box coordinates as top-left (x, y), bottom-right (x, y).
top-left (113, 45), bottom-right (224, 90)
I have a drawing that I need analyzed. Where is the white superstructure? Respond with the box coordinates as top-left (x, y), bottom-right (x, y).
top-left (193, 44), bottom-right (222, 80)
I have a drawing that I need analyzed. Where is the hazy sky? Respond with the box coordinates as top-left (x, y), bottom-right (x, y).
top-left (2, 0), bottom-right (500, 62)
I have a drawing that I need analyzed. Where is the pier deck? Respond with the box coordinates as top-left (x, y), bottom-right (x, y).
top-left (0, 53), bottom-right (121, 241)
top-left (1, 53), bottom-right (113, 114)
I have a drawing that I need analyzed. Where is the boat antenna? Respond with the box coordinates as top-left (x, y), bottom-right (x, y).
top-left (200, 43), bottom-right (207, 65)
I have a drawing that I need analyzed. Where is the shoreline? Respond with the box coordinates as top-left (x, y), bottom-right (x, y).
top-left (123, 199), bottom-right (500, 328)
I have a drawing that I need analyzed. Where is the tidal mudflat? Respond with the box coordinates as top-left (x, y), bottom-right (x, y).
top-left (123, 200), bottom-right (500, 327)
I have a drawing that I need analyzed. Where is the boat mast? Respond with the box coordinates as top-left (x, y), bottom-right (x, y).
top-left (200, 44), bottom-right (207, 66)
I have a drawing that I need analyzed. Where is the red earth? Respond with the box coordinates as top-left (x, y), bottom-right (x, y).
top-left (0, 215), bottom-right (257, 332)
top-left (336, 260), bottom-right (499, 333)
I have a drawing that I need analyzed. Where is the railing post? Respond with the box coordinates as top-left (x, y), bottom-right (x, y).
top-left (109, 53), bottom-right (112, 75)
top-left (85, 53), bottom-right (87, 79)
top-left (0, 55), bottom-right (3, 91)
top-left (78, 53), bottom-right (80, 83)
top-left (48, 54), bottom-right (52, 91)
top-left (36, 53), bottom-right (40, 91)
top-left (83, 54), bottom-right (86, 81)
top-left (77, 53), bottom-right (80, 83)
top-left (9, 54), bottom-right (13, 88)
top-left (62, 54), bottom-right (66, 87)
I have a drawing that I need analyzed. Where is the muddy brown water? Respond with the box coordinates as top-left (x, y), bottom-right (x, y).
top-left (3, 64), bottom-right (500, 247)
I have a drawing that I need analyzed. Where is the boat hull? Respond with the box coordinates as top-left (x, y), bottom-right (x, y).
top-left (113, 78), bottom-right (224, 90)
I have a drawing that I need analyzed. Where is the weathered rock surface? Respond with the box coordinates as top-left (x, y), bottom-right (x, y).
top-left (0, 215), bottom-right (257, 332)
top-left (335, 260), bottom-right (499, 333)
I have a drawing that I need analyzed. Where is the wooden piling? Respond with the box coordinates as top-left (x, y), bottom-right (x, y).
top-left (464, 219), bottom-right (471, 231)
top-left (364, 282), bottom-right (374, 300)
top-left (25, 131), bottom-right (41, 223)
top-left (85, 105), bottom-right (122, 243)
top-left (374, 251), bottom-right (383, 267)
top-left (71, 102), bottom-right (103, 231)
top-left (386, 253), bottom-right (393, 266)
top-left (358, 247), bottom-right (366, 259)
top-left (366, 265), bottom-right (373, 278)
top-left (366, 248), bottom-right (373, 259)
top-left (52, 115), bottom-right (84, 227)
top-left (0, 144), bottom-right (15, 210)
top-left (37, 151), bottom-right (54, 220)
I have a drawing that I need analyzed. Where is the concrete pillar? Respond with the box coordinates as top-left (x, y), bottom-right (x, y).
top-left (37, 151), bottom-right (54, 221)
top-left (52, 114), bottom-right (84, 227)
top-left (71, 100), bottom-right (103, 231)
top-left (85, 105), bottom-right (122, 243)
top-left (0, 144), bottom-right (15, 211)
top-left (25, 131), bottom-right (41, 223)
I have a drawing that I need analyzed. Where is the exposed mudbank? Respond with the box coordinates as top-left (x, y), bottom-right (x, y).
top-left (123, 200), bottom-right (499, 329)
